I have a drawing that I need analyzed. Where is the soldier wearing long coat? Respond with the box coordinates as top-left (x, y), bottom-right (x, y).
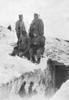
top-left (29, 13), bottom-right (44, 38)
top-left (15, 14), bottom-right (26, 41)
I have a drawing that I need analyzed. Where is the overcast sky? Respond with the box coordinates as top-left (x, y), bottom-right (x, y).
top-left (0, 0), bottom-right (69, 39)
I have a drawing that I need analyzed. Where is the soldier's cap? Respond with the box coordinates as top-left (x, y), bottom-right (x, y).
top-left (19, 14), bottom-right (23, 17)
top-left (34, 13), bottom-right (38, 16)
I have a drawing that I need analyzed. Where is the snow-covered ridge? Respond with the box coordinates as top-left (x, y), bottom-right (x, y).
top-left (0, 27), bottom-right (50, 99)
top-left (0, 26), bottom-right (69, 99)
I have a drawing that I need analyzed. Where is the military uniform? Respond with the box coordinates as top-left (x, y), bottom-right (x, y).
top-left (11, 35), bottom-right (30, 59)
top-left (15, 20), bottom-right (26, 41)
top-left (18, 35), bottom-right (30, 59)
top-left (29, 18), bottom-right (44, 38)
top-left (29, 35), bottom-right (45, 63)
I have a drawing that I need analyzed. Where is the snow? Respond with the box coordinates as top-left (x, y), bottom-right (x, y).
top-left (50, 80), bottom-right (69, 100)
top-left (45, 37), bottom-right (69, 65)
top-left (0, 27), bottom-right (47, 85)
top-left (1, 78), bottom-right (69, 100)
top-left (2, 78), bottom-right (69, 100)
top-left (0, 27), bottom-right (69, 100)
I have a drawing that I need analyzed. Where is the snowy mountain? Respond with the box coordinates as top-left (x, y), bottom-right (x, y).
top-left (0, 26), bottom-right (69, 100)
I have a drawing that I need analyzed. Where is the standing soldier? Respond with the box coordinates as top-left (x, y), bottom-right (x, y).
top-left (29, 13), bottom-right (45, 64)
top-left (29, 13), bottom-right (44, 38)
top-left (10, 14), bottom-right (27, 56)
top-left (15, 14), bottom-right (27, 44)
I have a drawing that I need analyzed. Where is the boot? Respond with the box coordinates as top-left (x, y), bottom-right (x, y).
top-left (10, 51), bottom-right (16, 56)
top-left (36, 57), bottom-right (40, 64)
top-left (31, 56), bottom-right (36, 63)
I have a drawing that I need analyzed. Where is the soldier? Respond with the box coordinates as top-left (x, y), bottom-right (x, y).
top-left (29, 32), bottom-right (45, 64)
top-left (10, 34), bottom-right (30, 59)
top-left (15, 14), bottom-right (27, 44)
top-left (18, 34), bottom-right (30, 59)
top-left (29, 13), bottom-right (44, 38)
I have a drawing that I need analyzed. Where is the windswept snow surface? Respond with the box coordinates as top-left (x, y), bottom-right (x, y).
top-left (45, 37), bottom-right (69, 65)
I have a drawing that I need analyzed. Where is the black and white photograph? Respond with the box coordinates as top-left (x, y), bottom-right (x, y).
top-left (0, 0), bottom-right (69, 100)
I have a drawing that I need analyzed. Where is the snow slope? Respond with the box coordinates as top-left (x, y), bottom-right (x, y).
top-left (0, 27), bottom-right (49, 100)
top-left (50, 79), bottom-right (69, 100)
top-left (0, 27), bottom-right (47, 84)
top-left (0, 27), bottom-right (69, 100)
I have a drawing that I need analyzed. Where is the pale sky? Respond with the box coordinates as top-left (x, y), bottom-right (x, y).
top-left (0, 0), bottom-right (69, 39)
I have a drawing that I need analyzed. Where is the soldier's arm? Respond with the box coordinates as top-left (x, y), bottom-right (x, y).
top-left (15, 21), bottom-right (21, 38)
top-left (38, 36), bottom-right (45, 47)
top-left (29, 20), bottom-right (34, 38)
top-left (15, 22), bottom-right (18, 32)
top-left (22, 21), bottom-right (26, 31)
top-left (39, 19), bottom-right (44, 36)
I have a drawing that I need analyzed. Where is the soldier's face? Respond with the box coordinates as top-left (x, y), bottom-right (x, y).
top-left (34, 15), bottom-right (38, 20)
top-left (33, 33), bottom-right (37, 37)
top-left (19, 16), bottom-right (23, 21)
